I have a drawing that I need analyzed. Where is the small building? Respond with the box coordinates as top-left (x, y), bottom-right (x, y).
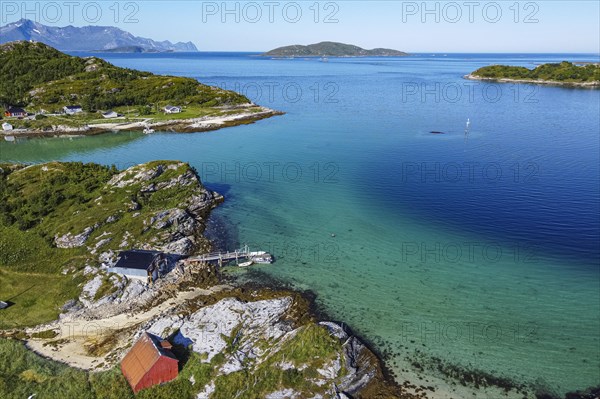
top-left (164, 105), bottom-right (181, 114)
top-left (64, 105), bottom-right (83, 115)
top-left (102, 110), bottom-right (119, 119)
top-left (107, 250), bottom-right (167, 281)
top-left (0, 301), bottom-right (9, 310)
top-left (2, 122), bottom-right (13, 131)
top-left (4, 107), bottom-right (27, 118)
top-left (121, 332), bottom-right (179, 393)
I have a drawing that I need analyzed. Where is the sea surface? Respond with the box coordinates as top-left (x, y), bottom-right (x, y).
top-left (1, 52), bottom-right (599, 397)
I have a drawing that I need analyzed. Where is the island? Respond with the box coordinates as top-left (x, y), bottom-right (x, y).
top-left (93, 46), bottom-right (170, 54)
top-left (262, 41), bottom-right (408, 57)
top-left (465, 61), bottom-right (600, 88)
top-left (0, 160), bottom-right (408, 398)
top-left (0, 41), bottom-right (282, 136)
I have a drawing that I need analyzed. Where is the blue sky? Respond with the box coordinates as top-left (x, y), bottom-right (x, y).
top-left (2, 1), bottom-right (599, 53)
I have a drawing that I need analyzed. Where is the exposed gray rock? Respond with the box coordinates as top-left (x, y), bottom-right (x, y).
top-left (265, 389), bottom-right (300, 399)
top-left (141, 169), bottom-right (197, 193)
top-left (127, 200), bottom-right (141, 211)
top-left (151, 208), bottom-right (200, 237)
top-left (108, 163), bottom-right (170, 188)
top-left (187, 191), bottom-right (222, 215)
top-left (161, 237), bottom-right (196, 255)
top-left (80, 275), bottom-right (103, 307)
top-left (55, 226), bottom-right (94, 248)
top-left (147, 297), bottom-right (293, 362)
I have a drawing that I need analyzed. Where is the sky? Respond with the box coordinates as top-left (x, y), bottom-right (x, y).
top-left (1, 1), bottom-right (599, 53)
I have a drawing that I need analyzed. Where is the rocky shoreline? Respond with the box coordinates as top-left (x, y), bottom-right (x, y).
top-left (0, 160), bottom-right (408, 398)
top-left (464, 74), bottom-right (600, 88)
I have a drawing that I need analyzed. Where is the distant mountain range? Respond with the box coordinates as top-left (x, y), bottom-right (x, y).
top-left (0, 19), bottom-right (197, 52)
top-left (263, 41), bottom-right (408, 57)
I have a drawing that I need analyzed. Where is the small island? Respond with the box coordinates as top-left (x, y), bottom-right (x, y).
top-left (0, 41), bottom-right (282, 137)
top-left (466, 61), bottom-right (600, 88)
top-left (93, 46), bottom-right (170, 54)
top-left (262, 41), bottom-right (408, 58)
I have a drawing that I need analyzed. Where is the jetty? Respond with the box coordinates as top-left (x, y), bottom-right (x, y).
top-left (183, 245), bottom-right (273, 267)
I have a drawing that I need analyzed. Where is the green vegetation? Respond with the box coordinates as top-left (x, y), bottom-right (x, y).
top-left (0, 338), bottom-right (133, 398)
top-left (212, 324), bottom-right (343, 398)
top-left (0, 41), bottom-right (249, 111)
top-left (0, 323), bottom-right (344, 398)
top-left (0, 268), bottom-right (84, 329)
top-left (0, 161), bottom-right (207, 328)
top-left (93, 275), bottom-right (118, 301)
top-left (471, 61), bottom-right (600, 84)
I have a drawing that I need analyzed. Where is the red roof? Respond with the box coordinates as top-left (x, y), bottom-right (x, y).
top-left (121, 332), bottom-right (179, 393)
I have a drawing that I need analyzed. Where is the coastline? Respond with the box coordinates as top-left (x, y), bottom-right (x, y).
top-left (0, 161), bottom-right (406, 398)
top-left (464, 73), bottom-right (600, 88)
top-left (0, 105), bottom-right (284, 138)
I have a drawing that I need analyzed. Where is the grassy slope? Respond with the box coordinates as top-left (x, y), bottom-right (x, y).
top-left (0, 161), bottom-right (205, 329)
top-left (0, 41), bottom-right (250, 116)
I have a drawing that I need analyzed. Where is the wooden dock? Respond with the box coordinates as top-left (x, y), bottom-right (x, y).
top-left (183, 245), bottom-right (273, 267)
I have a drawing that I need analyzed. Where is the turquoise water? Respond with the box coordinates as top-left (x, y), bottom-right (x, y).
top-left (1, 53), bottom-right (599, 396)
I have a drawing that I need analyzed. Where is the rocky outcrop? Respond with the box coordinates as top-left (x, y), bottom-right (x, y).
top-left (139, 297), bottom-right (379, 398)
top-left (107, 163), bottom-right (171, 188)
top-left (55, 226), bottom-right (94, 248)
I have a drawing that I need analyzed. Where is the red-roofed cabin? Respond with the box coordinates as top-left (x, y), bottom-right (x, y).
top-left (120, 332), bottom-right (179, 393)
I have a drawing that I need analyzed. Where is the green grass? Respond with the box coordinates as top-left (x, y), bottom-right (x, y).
top-left (211, 324), bottom-right (343, 398)
top-left (1, 41), bottom-right (250, 112)
top-left (0, 339), bottom-right (217, 399)
top-left (0, 310), bottom-right (347, 398)
top-left (93, 275), bottom-right (119, 301)
top-left (0, 269), bottom-right (84, 329)
top-left (0, 323), bottom-right (346, 398)
top-left (0, 161), bottom-right (210, 329)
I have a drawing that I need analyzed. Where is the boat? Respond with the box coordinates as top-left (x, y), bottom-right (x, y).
top-left (238, 261), bottom-right (254, 267)
top-left (248, 250), bottom-right (267, 257)
top-left (2, 122), bottom-right (13, 131)
top-left (143, 127), bottom-right (155, 134)
top-left (251, 254), bottom-right (274, 264)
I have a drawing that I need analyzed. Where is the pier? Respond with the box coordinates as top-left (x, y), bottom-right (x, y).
top-left (183, 245), bottom-right (273, 267)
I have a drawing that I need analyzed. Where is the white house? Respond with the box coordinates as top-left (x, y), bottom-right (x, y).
top-left (164, 105), bottom-right (181, 114)
top-left (64, 105), bottom-right (83, 115)
top-left (2, 122), bottom-right (13, 131)
top-left (102, 111), bottom-right (119, 119)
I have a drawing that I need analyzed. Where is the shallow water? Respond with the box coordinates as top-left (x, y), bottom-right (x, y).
top-left (1, 52), bottom-right (599, 396)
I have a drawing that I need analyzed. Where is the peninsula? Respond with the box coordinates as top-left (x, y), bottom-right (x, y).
top-left (466, 61), bottom-right (600, 88)
top-left (0, 160), bottom-right (407, 398)
top-left (0, 41), bottom-right (281, 136)
top-left (263, 41), bottom-right (408, 57)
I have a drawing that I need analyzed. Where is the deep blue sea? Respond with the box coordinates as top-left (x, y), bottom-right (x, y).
top-left (1, 52), bottom-right (599, 397)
